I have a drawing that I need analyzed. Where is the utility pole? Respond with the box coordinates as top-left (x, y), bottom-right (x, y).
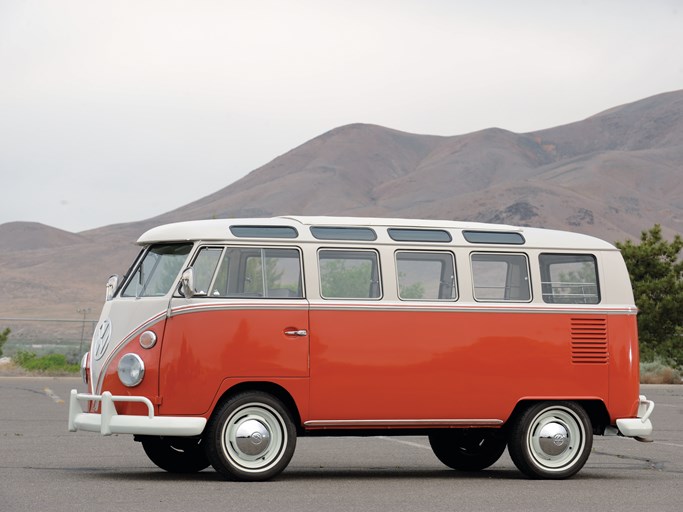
top-left (77, 308), bottom-right (92, 356)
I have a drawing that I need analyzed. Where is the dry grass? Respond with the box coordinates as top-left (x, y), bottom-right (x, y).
top-left (0, 358), bottom-right (29, 376)
top-left (641, 360), bottom-right (682, 384)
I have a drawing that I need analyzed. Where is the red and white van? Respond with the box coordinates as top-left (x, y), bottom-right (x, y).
top-left (68, 216), bottom-right (654, 480)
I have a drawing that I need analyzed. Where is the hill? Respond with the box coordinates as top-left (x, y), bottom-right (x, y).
top-left (1, 90), bottom-right (681, 333)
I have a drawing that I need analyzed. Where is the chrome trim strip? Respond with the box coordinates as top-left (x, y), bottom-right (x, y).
top-left (166, 301), bottom-right (637, 317)
top-left (308, 303), bottom-right (637, 315)
top-left (304, 419), bottom-right (504, 427)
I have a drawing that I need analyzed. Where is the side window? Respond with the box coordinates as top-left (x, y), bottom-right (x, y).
top-left (319, 249), bottom-right (381, 299)
top-left (191, 247), bottom-right (223, 295)
top-left (539, 254), bottom-right (600, 304)
top-left (471, 252), bottom-right (531, 302)
top-left (396, 251), bottom-right (456, 301)
top-left (263, 249), bottom-right (304, 297)
top-left (202, 247), bottom-right (303, 299)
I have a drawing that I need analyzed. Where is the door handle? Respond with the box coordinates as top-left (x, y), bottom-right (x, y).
top-left (284, 329), bottom-right (308, 337)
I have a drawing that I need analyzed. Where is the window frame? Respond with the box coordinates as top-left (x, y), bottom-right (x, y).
top-left (394, 250), bottom-right (458, 302)
top-left (539, 253), bottom-right (601, 304)
top-left (181, 244), bottom-right (305, 299)
top-left (388, 228), bottom-right (452, 243)
top-left (310, 226), bottom-right (377, 241)
top-left (317, 248), bottom-right (383, 300)
top-left (121, 243), bottom-right (193, 298)
top-left (470, 251), bottom-right (532, 303)
top-left (463, 231), bottom-right (525, 245)
top-left (229, 225), bottom-right (299, 239)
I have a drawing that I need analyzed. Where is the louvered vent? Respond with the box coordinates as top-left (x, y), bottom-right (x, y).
top-left (571, 317), bottom-right (608, 364)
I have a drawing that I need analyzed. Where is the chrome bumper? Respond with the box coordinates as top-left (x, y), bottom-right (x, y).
top-left (67, 389), bottom-right (206, 436)
top-left (616, 395), bottom-right (655, 437)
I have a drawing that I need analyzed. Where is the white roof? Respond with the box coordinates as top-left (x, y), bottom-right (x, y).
top-left (137, 216), bottom-right (617, 251)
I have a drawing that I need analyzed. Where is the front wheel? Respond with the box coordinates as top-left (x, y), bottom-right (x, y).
top-left (140, 436), bottom-right (210, 473)
top-left (508, 401), bottom-right (593, 479)
top-left (205, 391), bottom-right (297, 481)
top-left (429, 429), bottom-right (507, 471)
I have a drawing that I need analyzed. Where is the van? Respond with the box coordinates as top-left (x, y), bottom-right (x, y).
top-left (68, 216), bottom-right (654, 480)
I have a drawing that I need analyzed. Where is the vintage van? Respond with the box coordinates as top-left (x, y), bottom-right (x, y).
top-left (68, 216), bottom-right (654, 480)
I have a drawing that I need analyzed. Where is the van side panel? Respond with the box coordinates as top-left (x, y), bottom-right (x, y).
top-left (158, 304), bottom-right (309, 416)
top-left (309, 308), bottom-right (609, 423)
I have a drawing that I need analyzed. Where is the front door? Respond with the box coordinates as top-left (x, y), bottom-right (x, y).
top-left (159, 245), bottom-right (309, 415)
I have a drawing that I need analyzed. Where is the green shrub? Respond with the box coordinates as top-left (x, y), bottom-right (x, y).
top-left (617, 225), bottom-right (683, 366)
top-left (0, 327), bottom-right (10, 357)
top-left (13, 350), bottom-right (79, 373)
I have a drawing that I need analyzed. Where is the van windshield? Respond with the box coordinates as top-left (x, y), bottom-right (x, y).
top-left (121, 243), bottom-right (193, 298)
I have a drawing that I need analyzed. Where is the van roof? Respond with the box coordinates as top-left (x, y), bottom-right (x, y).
top-left (137, 216), bottom-right (617, 251)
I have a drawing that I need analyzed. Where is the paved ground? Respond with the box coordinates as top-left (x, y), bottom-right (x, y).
top-left (0, 377), bottom-right (681, 512)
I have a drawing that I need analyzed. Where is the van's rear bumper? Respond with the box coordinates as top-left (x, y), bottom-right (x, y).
top-left (67, 389), bottom-right (206, 436)
top-left (616, 395), bottom-right (654, 437)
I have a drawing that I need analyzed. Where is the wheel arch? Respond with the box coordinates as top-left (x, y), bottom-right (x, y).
top-left (211, 381), bottom-right (303, 433)
top-left (508, 399), bottom-right (610, 435)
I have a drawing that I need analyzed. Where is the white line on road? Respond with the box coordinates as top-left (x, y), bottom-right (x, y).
top-left (378, 436), bottom-right (430, 450)
top-left (43, 387), bottom-right (64, 404)
top-left (653, 441), bottom-right (683, 449)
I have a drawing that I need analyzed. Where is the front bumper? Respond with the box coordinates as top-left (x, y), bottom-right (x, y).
top-left (67, 389), bottom-right (206, 436)
top-left (616, 395), bottom-right (655, 437)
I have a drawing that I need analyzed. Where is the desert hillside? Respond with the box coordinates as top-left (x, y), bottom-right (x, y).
top-left (1, 90), bottom-right (681, 333)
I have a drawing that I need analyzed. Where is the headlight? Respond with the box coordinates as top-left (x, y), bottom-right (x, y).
top-left (117, 353), bottom-right (145, 387)
top-left (80, 352), bottom-right (90, 384)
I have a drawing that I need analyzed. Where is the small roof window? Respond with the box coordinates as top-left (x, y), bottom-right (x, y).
top-left (388, 228), bottom-right (452, 243)
top-left (463, 230), bottom-right (525, 245)
top-left (230, 225), bottom-right (299, 238)
top-left (310, 226), bottom-right (377, 241)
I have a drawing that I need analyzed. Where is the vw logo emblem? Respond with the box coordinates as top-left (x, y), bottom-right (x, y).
top-left (93, 319), bottom-right (112, 361)
top-left (553, 433), bottom-right (566, 446)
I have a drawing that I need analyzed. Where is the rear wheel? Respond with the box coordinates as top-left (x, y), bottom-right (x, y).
top-left (428, 429), bottom-right (507, 471)
top-left (508, 401), bottom-right (592, 479)
top-left (205, 391), bottom-right (297, 481)
top-left (140, 436), bottom-right (210, 473)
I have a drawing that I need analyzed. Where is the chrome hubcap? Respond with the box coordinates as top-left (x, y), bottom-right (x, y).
top-left (537, 422), bottom-right (570, 456)
top-left (235, 419), bottom-right (271, 456)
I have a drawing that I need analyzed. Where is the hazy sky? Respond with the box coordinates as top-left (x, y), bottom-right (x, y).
top-left (1, 0), bottom-right (682, 233)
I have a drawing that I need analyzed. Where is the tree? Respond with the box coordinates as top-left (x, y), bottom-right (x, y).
top-left (616, 225), bottom-right (683, 366)
top-left (0, 328), bottom-right (10, 358)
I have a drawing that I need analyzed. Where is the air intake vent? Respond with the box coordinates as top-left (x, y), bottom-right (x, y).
top-left (571, 317), bottom-right (608, 364)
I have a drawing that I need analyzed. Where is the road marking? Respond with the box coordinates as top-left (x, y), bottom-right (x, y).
top-left (653, 441), bottom-right (683, 449)
top-left (378, 436), bottom-right (430, 450)
top-left (43, 387), bottom-right (64, 404)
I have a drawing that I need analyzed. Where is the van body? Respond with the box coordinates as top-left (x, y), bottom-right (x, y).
top-left (68, 216), bottom-right (654, 480)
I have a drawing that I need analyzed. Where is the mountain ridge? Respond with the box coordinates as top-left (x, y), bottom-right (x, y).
top-left (1, 90), bottom-right (681, 328)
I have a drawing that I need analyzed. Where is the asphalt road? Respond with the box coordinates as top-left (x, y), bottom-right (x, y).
top-left (1, 377), bottom-right (681, 512)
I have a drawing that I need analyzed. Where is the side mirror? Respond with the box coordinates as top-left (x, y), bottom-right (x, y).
top-left (105, 275), bottom-right (119, 301)
top-left (179, 268), bottom-right (195, 298)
